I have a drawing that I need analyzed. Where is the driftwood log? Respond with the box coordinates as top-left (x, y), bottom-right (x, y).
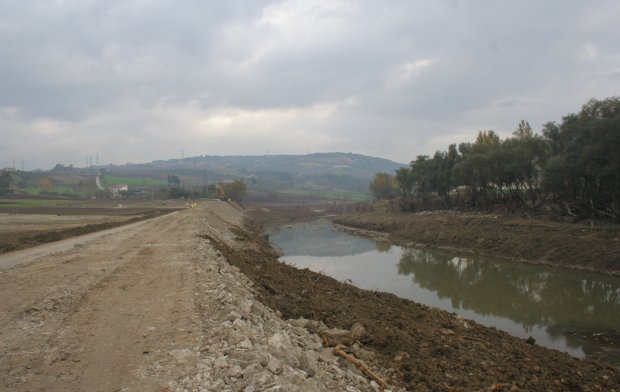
top-left (333, 344), bottom-right (389, 391)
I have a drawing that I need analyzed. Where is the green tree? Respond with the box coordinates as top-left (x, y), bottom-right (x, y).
top-left (382, 96), bottom-right (620, 218)
top-left (38, 177), bottom-right (53, 193)
top-left (169, 187), bottom-right (190, 199)
top-left (395, 167), bottom-right (415, 210)
top-left (222, 179), bottom-right (247, 203)
top-left (500, 126), bottom-right (547, 206)
top-left (542, 97), bottom-right (620, 219)
top-left (453, 134), bottom-right (501, 207)
top-left (0, 172), bottom-right (13, 195)
top-left (580, 103), bottom-right (620, 220)
top-left (167, 174), bottom-right (181, 186)
top-left (513, 120), bottom-right (534, 139)
top-left (475, 130), bottom-right (501, 146)
top-left (202, 184), bottom-right (217, 198)
top-left (369, 172), bottom-right (396, 200)
top-left (409, 155), bottom-right (433, 202)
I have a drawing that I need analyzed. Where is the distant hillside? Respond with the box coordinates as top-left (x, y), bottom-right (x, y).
top-left (6, 153), bottom-right (405, 201)
top-left (106, 153), bottom-right (405, 199)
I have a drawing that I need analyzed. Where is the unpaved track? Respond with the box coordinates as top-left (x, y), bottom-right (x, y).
top-left (0, 208), bottom-right (201, 391)
top-left (0, 203), bottom-right (375, 392)
top-left (0, 213), bottom-right (175, 269)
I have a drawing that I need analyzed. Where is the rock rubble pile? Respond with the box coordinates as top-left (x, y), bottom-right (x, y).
top-left (154, 216), bottom-right (400, 392)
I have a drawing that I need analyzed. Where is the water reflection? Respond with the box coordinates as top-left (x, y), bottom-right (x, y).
top-left (398, 249), bottom-right (620, 361)
top-left (270, 219), bottom-right (375, 257)
top-left (269, 219), bottom-right (620, 364)
top-left (398, 249), bottom-right (620, 333)
top-left (375, 241), bottom-right (392, 253)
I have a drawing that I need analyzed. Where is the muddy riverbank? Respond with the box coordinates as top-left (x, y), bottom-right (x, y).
top-left (239, 205), bottom-right (620, 390)
top-left (333, 208), bottom-right (620, 276)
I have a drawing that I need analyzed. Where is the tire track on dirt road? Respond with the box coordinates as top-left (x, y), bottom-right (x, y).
top-left (0, 212), bottom-right (178, 330)
top-left (0, 209), bottom-right (202, 391)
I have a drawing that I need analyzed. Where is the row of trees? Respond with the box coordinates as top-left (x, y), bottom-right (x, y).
top-left (371, 97), bottom-right (620, 221)
top-left (167, 179), bottom-right (247, 202)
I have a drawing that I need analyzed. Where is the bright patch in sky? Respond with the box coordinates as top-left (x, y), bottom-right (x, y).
top-left (0, 1), bottom-right (619, 169)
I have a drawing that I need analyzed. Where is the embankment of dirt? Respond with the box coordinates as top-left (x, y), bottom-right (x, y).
top-left (211, 212), bottom-right (620, 391)
top-left (333, 209), bottom-right (620, 276)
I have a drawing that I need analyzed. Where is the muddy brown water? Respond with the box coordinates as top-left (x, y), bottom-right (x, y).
top-left (269, 218), bottom-right (620, 366)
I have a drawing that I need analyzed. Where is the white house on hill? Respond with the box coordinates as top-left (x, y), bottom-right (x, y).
top-left (109, 184), bottom-right (128, 197)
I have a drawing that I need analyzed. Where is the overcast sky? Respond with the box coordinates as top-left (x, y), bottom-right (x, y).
top-left (1, 0), bottom-right (619, 170)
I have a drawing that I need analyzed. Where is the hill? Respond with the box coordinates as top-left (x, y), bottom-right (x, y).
top-left (5, 153), bottom-right (406, 201)
top-left (104, 153), bottom-right (405, 201)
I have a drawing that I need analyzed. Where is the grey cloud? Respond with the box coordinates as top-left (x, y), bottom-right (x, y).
top-left (1, 0), bottom-right (619, 169)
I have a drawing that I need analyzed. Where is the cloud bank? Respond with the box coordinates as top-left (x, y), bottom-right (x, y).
top-left (1, 0), bottom-right (619, 169)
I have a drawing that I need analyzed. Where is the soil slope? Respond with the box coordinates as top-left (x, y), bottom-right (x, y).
top-left (334, 209), bottom-right (620, 275)
top-left (222, 212), bottom-right (620, 391)
top-left (1, 203), bottom-right (619, 391)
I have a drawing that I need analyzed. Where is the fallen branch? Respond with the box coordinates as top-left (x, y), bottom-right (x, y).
top-left (590, 199), bottom-right (616, 218)
top-left (458, 335), bottom-right (487, 343)
top-left (333, 344), bottom-right (389, 391)
top-left (563, 202), bottom-right (576, 217)
top-left (484, 383), bottom-right (512, 391)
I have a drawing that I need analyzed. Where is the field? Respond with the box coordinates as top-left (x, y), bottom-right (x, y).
top-left (0, 199), bottom-right (89, 208)
top-left (0, 198), bottom-right (186, 254)
top-left (100, 175), bottom-right (167, 186)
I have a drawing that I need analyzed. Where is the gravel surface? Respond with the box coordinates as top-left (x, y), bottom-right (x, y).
top-left (0, 202), bottom-right (390, 391)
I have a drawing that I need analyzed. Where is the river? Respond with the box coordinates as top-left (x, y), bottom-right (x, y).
top-left (268, 218), bottom-right (620, 365)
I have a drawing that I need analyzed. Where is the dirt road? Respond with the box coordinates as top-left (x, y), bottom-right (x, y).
top-left (0, 209), bottom-right (200, 391)
top-left (0, 202), bottom-right (378, 392)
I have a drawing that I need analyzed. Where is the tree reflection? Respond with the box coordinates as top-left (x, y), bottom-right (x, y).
top-left (374, 241), bottom-right (392, 253)
top-left (397, 248), bottom-right (620, 335)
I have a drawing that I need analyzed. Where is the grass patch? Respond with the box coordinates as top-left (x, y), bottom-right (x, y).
top-left (102, 175), bottom-right (167, 187)
top-left (0, 199), bottom-right (88, 208)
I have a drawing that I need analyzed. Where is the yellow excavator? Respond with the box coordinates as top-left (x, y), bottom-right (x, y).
top-left (217, 185), bottom-right (226, 201)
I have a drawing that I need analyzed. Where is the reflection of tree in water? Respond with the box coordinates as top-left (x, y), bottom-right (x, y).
top-left (546, 324), bottom-right (620, 362)
top-left (374, 241), bottom-right (392, 253)
top-left (397, 248), bottom-right (620, 333)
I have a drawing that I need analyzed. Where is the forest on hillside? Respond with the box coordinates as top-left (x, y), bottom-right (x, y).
top-left (371, 97), bottom-right (620, 222)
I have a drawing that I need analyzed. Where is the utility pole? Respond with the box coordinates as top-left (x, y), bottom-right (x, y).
top-left (204, 165), bottom-right (209, 198)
